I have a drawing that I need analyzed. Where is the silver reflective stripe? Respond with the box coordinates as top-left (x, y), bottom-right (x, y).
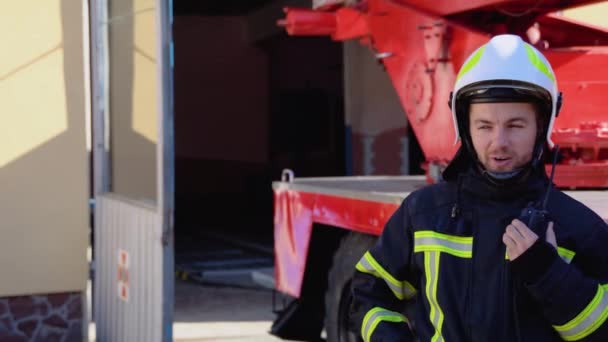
top-left (425, 251), bottom-right (444, 342)
top-left (416, 237), bottom-right (472, 253)
top-left (361, 308), bottom-right (408, 342)
top-left (356, 253), bottom-right (417, 300)
top-left (414, 231), bottom-right (473, 258)
top-left (554, 285), bottom-right (608, 341)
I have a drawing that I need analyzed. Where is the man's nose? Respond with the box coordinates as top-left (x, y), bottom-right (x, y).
top-left (493, 128), bottom-right (509, 147)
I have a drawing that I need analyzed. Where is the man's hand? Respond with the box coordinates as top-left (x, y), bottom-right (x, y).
top-left (503, 219), bottom-right (557, 260)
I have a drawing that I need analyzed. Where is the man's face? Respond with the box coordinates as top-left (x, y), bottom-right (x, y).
top-left (469, 102), bottom-right (538, 173)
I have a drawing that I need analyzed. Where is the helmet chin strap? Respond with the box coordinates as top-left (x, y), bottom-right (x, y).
top-left (486, 168), bottom-right (524, 180)
top-left (478, 161), bottom-right (529, 186)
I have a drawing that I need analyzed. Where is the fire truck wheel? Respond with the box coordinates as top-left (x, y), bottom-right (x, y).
top-left (325, 232), bottom-right (377, 342)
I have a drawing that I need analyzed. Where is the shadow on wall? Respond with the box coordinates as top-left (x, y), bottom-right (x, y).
top-left (0, 0), bottom-right (88, 297)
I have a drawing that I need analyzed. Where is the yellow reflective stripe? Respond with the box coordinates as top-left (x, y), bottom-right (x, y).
top-left (356, 252), bottom-right (417, 300)
top-left (456, 45), bottom-right (487, 82)
top-left (524, 44), bottom-right (556, 82)
top-left (425, 251), bottom-right (445, 342)
top-left (558, 247), bottom-right (576, 264)
top-left (553, 284), bottom-right (608, 341)
top-left (504, 246), bottom-right (575, 264)
top-left (414, 231), bottom-right (473, 258)
top-left (361, 307), bottom-right (409, 342)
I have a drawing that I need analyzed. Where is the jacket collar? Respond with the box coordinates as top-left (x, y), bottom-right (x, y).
top-left (460, 166), bottom-right (547, 202)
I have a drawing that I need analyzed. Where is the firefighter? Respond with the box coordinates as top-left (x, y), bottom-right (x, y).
top-left (349, 34), bottom-right (608, 341)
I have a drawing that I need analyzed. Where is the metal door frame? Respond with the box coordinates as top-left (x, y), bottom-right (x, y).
top-left (155, 0), bottom-right (175, 340)
top-left (90, 0), bottom-right (174, 340)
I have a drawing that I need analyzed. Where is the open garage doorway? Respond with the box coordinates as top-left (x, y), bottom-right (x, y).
top-left (171, 0), bottom-right (345, 314)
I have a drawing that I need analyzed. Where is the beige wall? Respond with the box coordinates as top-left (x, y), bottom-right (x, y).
top-left (344, 40), bottom-right (407, 136)
top-left (109, 0), bottom-right (158, 202)
top-left (563, 2), bottom-right (608, 29)
top-left (0, 1), bottom-right (88, 296)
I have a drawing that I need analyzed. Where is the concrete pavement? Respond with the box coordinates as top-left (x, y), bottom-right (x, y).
top-left (173, 279), bottom-right (284, 341)
top-left (88, 279), bottom-right (286, 341)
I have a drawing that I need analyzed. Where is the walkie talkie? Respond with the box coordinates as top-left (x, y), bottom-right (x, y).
top-left (517, 145), bottom-right (560, 240)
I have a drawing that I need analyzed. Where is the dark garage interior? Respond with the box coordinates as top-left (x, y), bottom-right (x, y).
top-left (171, 0), bottom-right (346, 285)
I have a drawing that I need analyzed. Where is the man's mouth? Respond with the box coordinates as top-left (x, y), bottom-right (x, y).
top-left (491, 156), bottom-right (512, 166)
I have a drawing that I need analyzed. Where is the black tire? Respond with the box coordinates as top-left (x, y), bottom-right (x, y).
top-left (325, 232), bottom-right (377, 342)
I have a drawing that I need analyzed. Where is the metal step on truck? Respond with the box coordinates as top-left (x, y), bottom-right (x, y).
top-left (268, 0), bottom-right (608, 341)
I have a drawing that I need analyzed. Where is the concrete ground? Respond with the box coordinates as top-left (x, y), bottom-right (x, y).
top-left (88, 257), bottom-right (291, 341)
top-left (88, 233), bottom-right (296, 341)
top-left (172, 279), bottom-right (284, 342)
top-left (170, 230), bottom-right (286, 341)
top-left (88, 279), bottom-right (288, 341)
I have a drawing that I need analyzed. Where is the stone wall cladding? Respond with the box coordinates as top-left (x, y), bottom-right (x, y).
top-left (0, 292), bottom-right (82, 341)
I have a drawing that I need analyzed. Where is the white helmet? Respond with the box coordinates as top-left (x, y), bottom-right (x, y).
top-left (450, 34), bottom-right (562, 148)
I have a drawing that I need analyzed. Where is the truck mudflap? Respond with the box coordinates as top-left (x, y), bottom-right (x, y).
top-left (270, 297), bottom-right (325, 341)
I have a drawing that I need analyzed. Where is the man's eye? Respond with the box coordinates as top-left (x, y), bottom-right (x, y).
top-left (477, 125), bottom-right (490, 130)
top-left (509, 124), bottom-right (524, 129)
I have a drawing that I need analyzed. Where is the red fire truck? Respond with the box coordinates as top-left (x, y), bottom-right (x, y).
top-left (270, 1), bottom-right (608, 341)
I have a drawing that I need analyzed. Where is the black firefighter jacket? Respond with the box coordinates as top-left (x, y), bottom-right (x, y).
top-left (350, 167), bottom-right (608, 342)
